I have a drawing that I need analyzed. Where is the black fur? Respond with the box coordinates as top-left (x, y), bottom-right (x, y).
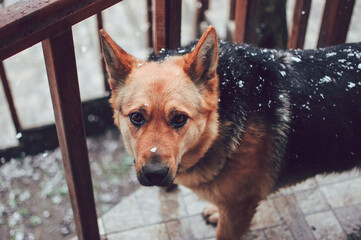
top-left (149, 40), bottom-right (361, 188)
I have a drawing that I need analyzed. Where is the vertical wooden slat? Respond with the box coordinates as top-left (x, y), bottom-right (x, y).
top-left (317, 0), bottom-right (355, 48)
top-left (96, 12), bottom-right (109, 92)
top-left (42, 28), bottom-right (100, 240)
top-left (233, 0), bottom-right (258, 44)
top-left (244, 0), bottom-right (258, 45)
top-left (233, 0), bottom-right (248, 43)
top-left (229, 0), bottom-right (236, 20)
top-left (194, 0), bottom-right (209, 38)
top-left (154, 0), bottom-right (182, 53)
top-left (0, 61), bottom-right (21, 133)
top-left (288, 0), bottom-right (312, 49)
top-left (147, 0), bottom-right (154, 48)
top-left (154, 0), bottom-right (166, 52)
top-left (167, 0), bottom-right (182, 50)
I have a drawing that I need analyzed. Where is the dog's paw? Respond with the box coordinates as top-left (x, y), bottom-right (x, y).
top-left (202, 204), bottom-right (219, 226)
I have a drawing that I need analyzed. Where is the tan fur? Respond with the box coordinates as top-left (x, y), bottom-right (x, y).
top-left (100, 26), bottom-right (274, 239)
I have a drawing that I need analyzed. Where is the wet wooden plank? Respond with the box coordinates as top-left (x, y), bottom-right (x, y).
top-left (273, 195), bottom-right (315, 240)
top-left (229, 0), bottom-right (236, 20)
top-left (42, 28), bottom-right (100, 240)
top-left (0, 0), bottom-right (124, 61)
top-left (317, 0), bottom-right (355, 48)
top-left (233, 0), bottom-right (248, 43)
top-left (0, 61), bottom-right (21, 132)
top-left (287, 0), bottom-right (312, 49)
top-left (154, 0), bottom-right (182, 53)
top-left (154, 0), bottom-right (166, 52)
top-left (233, 0), bottom-right (258, 44)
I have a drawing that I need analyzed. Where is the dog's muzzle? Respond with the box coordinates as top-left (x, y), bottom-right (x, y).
top-left (137, 162), bottom-right (172, 187)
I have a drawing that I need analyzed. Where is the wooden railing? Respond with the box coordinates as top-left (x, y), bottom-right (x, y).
top-left (0, 0), bottom-right (357, 239)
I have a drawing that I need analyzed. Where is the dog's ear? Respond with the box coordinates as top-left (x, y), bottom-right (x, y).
top-left (99, 29), bottom-right (136, 89)
top-left (183, 26), bottom-right (218, 86)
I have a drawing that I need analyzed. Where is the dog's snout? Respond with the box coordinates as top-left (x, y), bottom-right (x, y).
top-left (140, 163), bottom-right (170, 186)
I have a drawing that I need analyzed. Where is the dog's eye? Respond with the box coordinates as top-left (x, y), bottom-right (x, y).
top-left (129, 112), bottom-right (145, 127)
top-left (171, 114), bottom-right (188, 129)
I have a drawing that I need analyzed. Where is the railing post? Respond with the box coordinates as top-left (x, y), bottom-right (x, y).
top-left (317, 0), bottom-right (355, 48)
top-left (233, 0), bottom-right (248, 43)
top-left (154, 0), bottom-right (182, 53)
top-left (0, 61), bottom-right (21, 133)
top-left (42, 28), bottom-right (100, 240)
top-left (233, 0), bottom-right (258, 44)
top-left (287, 0), bottom-right (312, 49)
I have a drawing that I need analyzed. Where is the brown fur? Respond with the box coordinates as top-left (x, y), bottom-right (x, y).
top-left (100, 27), bottom-right (277, 239)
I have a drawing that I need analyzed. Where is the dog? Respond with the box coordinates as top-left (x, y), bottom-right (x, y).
top-left (100, 26), bottom-right (361, 239)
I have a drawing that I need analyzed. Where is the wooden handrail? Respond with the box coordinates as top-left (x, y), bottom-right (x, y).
top-left (0, 0), bottom-right (123, 61)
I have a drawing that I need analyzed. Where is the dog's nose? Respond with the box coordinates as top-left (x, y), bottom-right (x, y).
top-left (141, 162), bottom-right (169, 186)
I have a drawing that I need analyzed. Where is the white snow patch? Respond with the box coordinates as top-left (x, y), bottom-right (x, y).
top-left (280, 70), bottom-right (286, 76)
top-left (319, 76), bottom-right (332, 83)
top-left (358, 63), bottom-right (361, 69)
top-left (291, 56), bottom-right (301, 62)
top-left (348, 82), bottom-right (356, 88)
top-left (326, 52), bottom-right (337, 57)
top-left (16, 132), bottom-right (22, 139)
top-left (150, 147), bottom-right (157, 153)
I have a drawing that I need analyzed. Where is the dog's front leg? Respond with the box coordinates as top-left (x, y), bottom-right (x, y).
top-left (216, 198), bottom-right (259, 240)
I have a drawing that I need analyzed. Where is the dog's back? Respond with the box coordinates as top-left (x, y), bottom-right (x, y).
top-left (276, 44), bottom-right (361, 186)
top-left (153, 41), bottom-right (361, 187)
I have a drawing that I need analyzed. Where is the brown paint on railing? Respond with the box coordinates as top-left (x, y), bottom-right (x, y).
top-left (154, 0), bottom-right (181, 53)
top-left (317, 0), bottom-right (355, 48)
top-left (42, 28), bottom-right (100, 240)
top-left (0, 61), bottom-right (21, 133)
top-left (288, 0), bottom-right (312, 49)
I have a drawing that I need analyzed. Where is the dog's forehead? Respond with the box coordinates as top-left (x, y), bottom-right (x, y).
top-left (121, 61), bottom-right (201, 111)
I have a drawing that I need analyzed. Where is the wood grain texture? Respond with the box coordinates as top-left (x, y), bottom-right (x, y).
top-left (42, 28), bottom-right (100, 240)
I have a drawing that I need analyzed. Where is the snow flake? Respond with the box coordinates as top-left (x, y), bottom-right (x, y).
top-left (291, 56), bottom-right (301, 62)
top-left (319, 76), bottom-right (332, 84)
top-left (358, 63), bottom-right (361, 69)
top-left (150, 147), bottom-right (157, 153)
top-left (326, 52), bottom-right (337, 57)
top-left (348, 82), bottom-right (356, 88)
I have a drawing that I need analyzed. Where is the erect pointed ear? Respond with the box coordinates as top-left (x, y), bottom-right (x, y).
top-left (183, 26), bottom-right (218, 85)
top-left (99, 29), bottom-right (137, 89)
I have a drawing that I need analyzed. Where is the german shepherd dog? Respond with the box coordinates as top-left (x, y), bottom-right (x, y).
top-left (100, 26), bottom-right (361, 239)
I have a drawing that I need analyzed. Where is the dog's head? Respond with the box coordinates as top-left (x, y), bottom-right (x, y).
top-left (100, 27), bottom-right (219, 187)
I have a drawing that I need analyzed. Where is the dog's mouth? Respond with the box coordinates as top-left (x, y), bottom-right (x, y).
top-left (136, 162), bottom-right (175, 187)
